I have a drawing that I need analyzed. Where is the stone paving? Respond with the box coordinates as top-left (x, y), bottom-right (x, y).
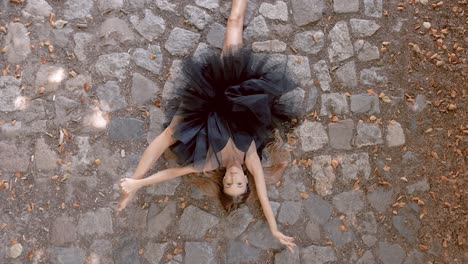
top-left (0, 0), bottom-right (436, 263)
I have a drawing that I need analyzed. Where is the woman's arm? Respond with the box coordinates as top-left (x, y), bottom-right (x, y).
top-left (131, 116), bottom-right (181, 179)
top-left (245, 143), bottom-right (296, 252)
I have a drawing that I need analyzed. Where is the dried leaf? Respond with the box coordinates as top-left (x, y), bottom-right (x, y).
top-left (353, 180), bottom-right (360, 190)
top-left (331, 159), bottom-right (339, 169)
top-left (68, 70), bottom-right (77, 77)
top-left (447, 104), bottom-right (457, 111)
top-left (37, 86), bottom-right (45, 94)
top-left (51, 175), bottom-right (59, 180)
top-left (419, 244), bottom-right (429, 251)
top-left (383, 165), bottom-right (391, 172)
top-left (61, 173), bottom-right (71, 182)
top-left (431, 151), bottom-right (439, 159)
top-left (94, 159), bottom-right (102, 166)
top-left (148, 53), bottom-right (156, 60)
top-left (300, 192), bottom-right (309, 199)
top-left (367, 88), bottom-right (375, 95)
top-left (339, 225), bottom-right (347, 232)
top-left (173, 248), bottom-right (183, 255)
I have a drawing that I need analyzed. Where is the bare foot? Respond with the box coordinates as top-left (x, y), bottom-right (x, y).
top-left (116, 178), bottom-right (140, 213)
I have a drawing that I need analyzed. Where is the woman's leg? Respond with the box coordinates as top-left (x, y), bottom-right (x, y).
top-left (222, 0), bottom-right (248, 52)
top-left (117, 116), bottom-right (181, 213)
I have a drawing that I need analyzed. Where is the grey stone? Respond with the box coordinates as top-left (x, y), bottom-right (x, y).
top-left (428, 239), bottom-right (443, 257)
top-left (287, 55), bottom-right (311, 86)
top-left (412, 94), bottom-right (428, 113)
top-left (354, 122), bottom-right (383, 147)
top-left (99, 17), bottom-right (135, 47)
top-left (403, 249), bottom-right (424, 264)
top-left (144, 243), bottom-right (168, 264)
top-left (0, 122), bottom-right (23, 138)
top-left (226, 240), bottom-right (261, 264)
top-left (22, 99), bottom-right (47, 124)
top-left (95, 53), bottom-right (131, 80)
top-left (130, 9), bottom-right (165, 41)
top-left (207, 23), bottom-right (226, 49)
top-left (193, 42), bottom-right (217, 61)
top-left (377, 242), bottom-right (405, 264)
top-left (301, 245), bottom-right (336, 263)
top-left (77, 208), bottom-right (113, 236)
top-left (147, 106), bottom-right (165, 143)
top-left (278, 166), bottom-right (306, 201)
top-left (147, 202), bottom-right (177, 238)
top-left (357, 212), bottom-right (378, 234)
top-left (184, 5), bottom-right (212, 30)
top-left (9, 243), bottom-right (22, 258)
top-left (306, 85), bottom-right (319, 112)
top-left (350, 94), bottom-right (380, 114)
top-left (165, 27), bottom-right (200, 56)
top-left (108, 118), bottom-right (145, 140)
top-left (275, 249), bottom-right (300, 264)
top-left (245, 221), bottom-right (282, 250)
top-left (350, 19), bottom-right (381, 37)
top-left (64, 0), bottom-right (93, 19)
top-left (313, 60), bottom-right (332, 92)
top-left (292, 30), bottom-right (325, 55)
top-left (179, 206), bottom-right (219, 240)
top-left (52, 28), bottom-right (73, 48)
top-left (271, 24), bottom-right (294, 38)
top-left (219, 206), bottom-right (253, 239)
top-left (277, 87), bottom-right (305, 116)
top-left (334, 0), bottom-right (359, 13)
top-left (362, 234), bottom-right (377, 247)
top-left (259, 1), bottom-right (288, 21)
top-left (96, 81), bottom-right (127, 112)
top-left (296, 122), bottom-right (328, 151)
top-left (195, 0), bottom-right (219, 10)
top-left (244, 16), bottom-right (270, 40)
top-left (364, 0), bottom-right (383, 18)
top-left (291, 0), bottom-right (323, 26)
top-left (304, 194), bottom-right (332, 225)
top-left (271, 201), bottom-right (281, 217)
top-left (386, 122), bottom-right (406, 147)
top-left (97, 0), bottom-right (124, 11)
top-left (392, 214), bottom-right (421, 243)
top-left (332, 190), bottom-right (364, 215)
top-left (23, 0), bottom-right (53, 18)
top-left (328, 119), bottom-right (354, 150)
top-left (360, 67), bottom-right (387, 86)
top-left (54, 96), bottom-right (80, 124)
top-left (324, 218), bottom-right (355, 247)
top-left (48, 247), bottom-right (86, 264)
top-left (335, 152), bottom-right (371, 181)
top-left (355, 40), bottom-right (380, 61)
top-left (320, 93), bottom-right (349, 116)
top-left (185, 242), bottom-right (216, 264)
top-left (406, 180), bottom-right (430, 194)
top-left (0, 142), bottom-right (30, 172)
top-left (252, 40), bottom-right (287, 53)
top-left (73, 33), bottom-right (94, 61)
top-left (367, 187), bottom-right (394, 212)
top-left (328, 21), bottom-right (354, 63)
top-left (35, 138), bottom-right (57, 172)
top-left (357, 251), bottom-right (376, 264)
top-left (35, 64), bottom-right (68, 93)
top-left (155, 0), bottom-right (177, 12)
top-left (131, 73), bottom-right (158, 105)
top-left (0, 76), bottom-right (21, 111)
top-left (311, 155), bottom-right (335, 196)
top-left (162, 60), bottom-right (185, 105)
top-left (133, 45), bottom-right (163, 74)
top-left (51, 215), bottom-right (77, 245)
top-left (335, 61), bottom-right (357, 88)
top-left (305, 221), bottom-right (321, 242)
top-left (90, 240), bottom-right (112, 263)
top-left (146, 177), bottom-right (180, 196)
top-left (278, 201), bottom-right (302, 225)
top-left (114, 238), bottom-right (140, 264)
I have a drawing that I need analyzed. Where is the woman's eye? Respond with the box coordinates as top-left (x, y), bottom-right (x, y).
top-left (237, 183), bottom-right (242, 186)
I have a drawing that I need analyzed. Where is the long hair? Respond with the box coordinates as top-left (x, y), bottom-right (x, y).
top-left (189, 130), bottom-right (290, 213)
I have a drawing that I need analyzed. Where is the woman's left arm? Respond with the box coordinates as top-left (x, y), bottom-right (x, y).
top-left (245, 143), bottom-right (296, 252)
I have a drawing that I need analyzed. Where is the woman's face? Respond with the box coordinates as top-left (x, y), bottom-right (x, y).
top-left (223, 166), bottom-right (248, 196)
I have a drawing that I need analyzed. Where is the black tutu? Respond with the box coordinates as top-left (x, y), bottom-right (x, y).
top-left (165, 48), bottom-right (296, 168)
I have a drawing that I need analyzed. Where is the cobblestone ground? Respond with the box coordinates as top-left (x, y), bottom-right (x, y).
top-left (0, 0), bottom-right (464, 263)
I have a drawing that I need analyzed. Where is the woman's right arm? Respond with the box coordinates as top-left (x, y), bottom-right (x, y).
top-left (131, 117), bottom-right (181, 179)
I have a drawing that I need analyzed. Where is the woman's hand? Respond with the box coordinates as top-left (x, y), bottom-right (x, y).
top-left (272, 230), bottom-right (296, 252)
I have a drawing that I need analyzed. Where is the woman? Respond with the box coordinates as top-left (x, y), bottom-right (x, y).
top-left (118, 0), bottom-right (296, 252)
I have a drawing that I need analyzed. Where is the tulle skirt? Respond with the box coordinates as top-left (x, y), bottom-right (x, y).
top-left (165, 48), bottom-right (296, 167)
